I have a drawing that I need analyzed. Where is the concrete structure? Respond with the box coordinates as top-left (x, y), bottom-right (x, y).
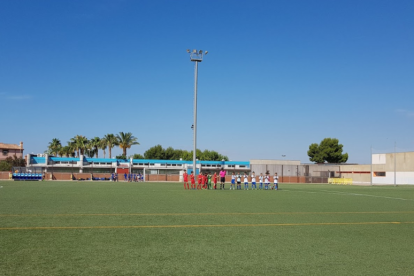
top-left (24, 154), bottom-right (250, 181)
top-left (370, 152), bottom-right (414, 185)
top-left (3, 151), bottom-right (412, 185)
top-left (327, 152), bottom-right (414, 185)
top-left (0, 142), bottom-right (24, 161)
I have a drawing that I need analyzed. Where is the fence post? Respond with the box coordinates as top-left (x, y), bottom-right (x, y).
top-left (282, 165), bottom-right (284, 183)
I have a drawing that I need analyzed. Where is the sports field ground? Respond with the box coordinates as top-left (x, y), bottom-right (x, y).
top-left (1, 181), bottom-right (413, 276)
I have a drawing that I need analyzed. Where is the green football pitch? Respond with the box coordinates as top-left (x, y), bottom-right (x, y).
top-left (1, 181), bottom-right (414, 276)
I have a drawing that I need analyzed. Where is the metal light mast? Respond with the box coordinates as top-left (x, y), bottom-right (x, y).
top-left (187, 49), bottom-right (208, 177)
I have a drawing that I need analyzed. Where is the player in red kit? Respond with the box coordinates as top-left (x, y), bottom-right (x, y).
top-left (201, 173), bottom-right (207, 189)
top-left (197, 172), bottom-right (203, 190)
top-left (203, 173), bottom-right (208, 189)
top-left (213, 172), bottom-right (218, 189)
top-left (190, 171), bottom-right (195, 189)
top-left (183, 170), bottom-right (189, 190)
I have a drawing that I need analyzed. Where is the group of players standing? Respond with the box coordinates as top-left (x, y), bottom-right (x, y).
top-left (182, 169), bottom-right (279, 190)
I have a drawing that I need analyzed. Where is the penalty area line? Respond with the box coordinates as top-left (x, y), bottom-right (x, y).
top-left (1, 221), bottom-right (414, 230)
top-left (1, 211), bottom-right (414, 217)
top-left (2, 211), bottom-right (414, 217)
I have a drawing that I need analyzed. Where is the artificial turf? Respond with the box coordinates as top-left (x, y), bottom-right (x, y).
top-left (0, 181), bottom-right (413, 275)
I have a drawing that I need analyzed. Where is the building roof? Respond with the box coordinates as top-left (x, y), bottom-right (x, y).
top-left (0, 143), bottom-right (23, 150)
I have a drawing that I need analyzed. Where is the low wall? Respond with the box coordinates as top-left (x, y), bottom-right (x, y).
top-left (0, 172), bottom-right (329, 183)
top-left (146, 174), bottom-right (179, 182)
top-left (0, 172), bottom-right (12, 180)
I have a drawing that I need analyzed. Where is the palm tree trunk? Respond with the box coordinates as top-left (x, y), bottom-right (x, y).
top-left (109, 147), bottom-right (112, 159)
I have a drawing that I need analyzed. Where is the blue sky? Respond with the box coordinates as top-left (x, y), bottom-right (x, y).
top-left (1, 0), bottom-right (413, 164)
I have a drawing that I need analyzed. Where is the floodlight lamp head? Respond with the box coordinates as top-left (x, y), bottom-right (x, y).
top-left (199, 50), bottom-right (202, 54)
top-left (193, 49), bottom-right (197, 53)
top-left (205, 51), bottom-right (208, 55)
top-left (186, 49), bottom-right (190, 53)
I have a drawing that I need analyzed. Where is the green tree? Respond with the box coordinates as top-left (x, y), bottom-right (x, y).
top-left (143, 146), bottom-right (229, 161)
top-left (307, 138), bottom-right (348, 163)
top-left (181, 150), bottom-right (192, 161)
top-left (0, 156), bottom-right (26, 171)
top-left (104, 134), bottom-right (118, 159)
top-left (164, 147), bottom-right (176, 160)
top-left (57, 147), bottom-right (65, 157)
top-left (116, 132), bottom-right (139, 157)
top-left (0, 161), bottom-right (11, 171)
top-left (99, 138), bottom-right (107, 158)
top-left (70, 135), bottom-right (89, 156)
top-left (60, 146), bottom-right (73, 157)
top-left (115, 154), bottom-right (127, 160)
top-left (144, 145), bottom-right (165, 159)
top-left (48, 138), bottom-right (62, 156)
top-left (65, 142), bottom-right (76, 157)
top-left (85, 140), bottom-right (96, 158)
top-left (89, 137), bottom-right (101, 158)
top-left (131, 153), bottom-right (144, 159)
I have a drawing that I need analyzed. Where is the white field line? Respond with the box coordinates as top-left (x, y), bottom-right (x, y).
top-left (292, 189), bottom-right (414, 201)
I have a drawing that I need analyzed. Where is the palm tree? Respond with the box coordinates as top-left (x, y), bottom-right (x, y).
top-left (99, 137), bottom-right (107, 158)
top-left (66, 142), bottom-right (76, 157)
top-left (70, 136), bottom-right (79, 157)
top-left (70, 135), bottom-right (89, 156)
top-left (57, 147), bottom-right (65, 157)
top-left (116, 132), bottom-right (139, 157)
top-left (48, 138), bottom-right (62, 156)
top-left (85, 143), bottom-right (96, 158)
top-left (89, 137), bottom-right (101, 158)
top-left (104, 134), bottom-right (118, 159)
top-left (61, 146), bottom-right (72, 157)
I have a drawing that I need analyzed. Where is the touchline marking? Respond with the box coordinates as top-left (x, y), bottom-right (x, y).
top-left (288, 188), bottom-right (414, 201)
top-left (1, 221), bottom-right (414, 230)
top-left (1, 211), bottom-right (414, 217)
top-left (318, 190), bottom-right (414, 201)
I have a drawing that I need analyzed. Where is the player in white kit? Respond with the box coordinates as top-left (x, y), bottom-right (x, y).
top-left (243, 173), bottom-right (249, 190)
top-left (251, 172), bottom-right (257, 190)
top-left (264, 173), bottom-right (270, 190)
top-left (259, 173), bottom-right (264, 190)
top-left (273, 173), bottom-right (279, 190)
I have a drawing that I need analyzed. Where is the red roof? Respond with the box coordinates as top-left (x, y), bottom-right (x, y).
top-left (0, 143), bottom-right (23, 150)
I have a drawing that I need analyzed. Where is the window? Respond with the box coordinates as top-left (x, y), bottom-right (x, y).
top-left (374, 172), bottom-right (386, 177)
top-left (2, 150), bottom-right (9, 156)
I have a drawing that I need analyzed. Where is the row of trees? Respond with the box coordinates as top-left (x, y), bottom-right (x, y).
top-left (47, 132), bottom-right (139, 158)
top-left (138, 145), bottom-right (229, 161)
top-left (48, 135), bottom-right (346, 163)
top-left (0, 156), bottom-right (26, 171)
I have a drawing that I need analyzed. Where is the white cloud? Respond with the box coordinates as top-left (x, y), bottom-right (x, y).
top-left (6, 95), bottom-right (32, 100)
top-left (396, 109), bottom-right (414, 118)
top-left (0, 92), bottom-right (32, 100)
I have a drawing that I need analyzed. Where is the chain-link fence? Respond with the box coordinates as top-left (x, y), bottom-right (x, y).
top-left (250, 164), bottom-right (341, 183)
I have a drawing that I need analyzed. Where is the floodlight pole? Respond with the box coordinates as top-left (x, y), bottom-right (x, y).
top-left (394, 142), bottom-right (397, 187)
top-left (188, 49), bottom-right (207, 177)
top-left (193, 60), bottom-right (198, 177)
